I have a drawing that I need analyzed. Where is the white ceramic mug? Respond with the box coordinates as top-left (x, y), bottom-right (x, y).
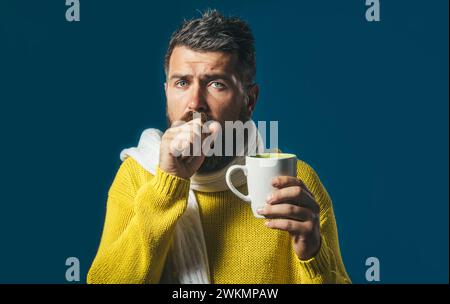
top-left (225, 153), bottom-right (297, 218)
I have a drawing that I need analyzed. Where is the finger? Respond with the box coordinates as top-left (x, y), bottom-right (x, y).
top-left (170, 114), bottom-right (203, 129)
top-left (184, 129), bottom-right (204, 158)
top-left (186, 129), bottom-right (202, 146)
top-left (271, 176), bottom-right (302, 188)
top-left (169, 118), bottom-right (208, 158)
top-left (169, 137), bottom-right (190, 157)
top-left (174, 122), bottom-right (202, 137)
top-left (169, 128), bottom-right (196, 154)
top-left (169, 117), bottom-right (199, 129)
top-left (265, 219), bottom-right (312, 235)
top-left (170, 125), bottom-right (202, 146)
top-left (187, 116), bottom-right (203, 131)
top-left (205, 120), bottom-right (221, 136)
top-left (257, 203), bottom-right (314, 221)
top-left (184, 121), bottom-right (203, 144)
top-left (272, 176), bottom-right (315, 199)
top-left (267, 186), bottom-right (320, 214)
top-left (170, 120), bottom-right (186, 128)
top-left (266, 185), bottom-right (301, 204)
top-left (199, 122), bottom-right (219, 157)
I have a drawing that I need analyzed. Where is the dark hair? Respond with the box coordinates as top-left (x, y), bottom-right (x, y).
top-left (164, 9), bottom-right (256, 86)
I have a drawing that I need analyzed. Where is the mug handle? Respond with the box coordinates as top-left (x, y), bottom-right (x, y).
top-left (225, 165), bottom-right (251, 203)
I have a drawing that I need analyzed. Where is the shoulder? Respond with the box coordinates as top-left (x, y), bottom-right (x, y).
top-left (296, 159), bottom-right (320, 186)
top-left (296, 159), bottom-right (333, 213)
top-left (108, 157), bottom-right (155, 199)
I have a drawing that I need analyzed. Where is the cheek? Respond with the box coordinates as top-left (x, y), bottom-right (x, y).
top-left (209, 92), bottom-right (244, 120)
top-left (167, 87), bottom-right (182, 105)
top-left (166, 88), bottom-right (189, 117)
top-left (215, 86), bottom-right (242, 103)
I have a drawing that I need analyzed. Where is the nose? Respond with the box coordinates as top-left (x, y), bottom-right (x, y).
top-left (188, 83), bottom-right (208, 113)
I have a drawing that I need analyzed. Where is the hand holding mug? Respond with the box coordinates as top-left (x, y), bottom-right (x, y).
top-left (258, 175), bottom-right (321, 261)
top-left (225, 153), bottom-right (321, 260)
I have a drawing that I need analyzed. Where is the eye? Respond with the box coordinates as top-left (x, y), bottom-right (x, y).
top-left (210, 81), bottom-right (226, 89)
top-left (175, 80), bottom-right (189, 88)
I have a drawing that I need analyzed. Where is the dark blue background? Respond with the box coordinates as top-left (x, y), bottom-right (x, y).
top-left (0, 0), bottom-right (448, 283)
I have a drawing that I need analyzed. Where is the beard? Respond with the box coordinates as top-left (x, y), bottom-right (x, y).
top-left (166, 104), bottom-right (251, 174)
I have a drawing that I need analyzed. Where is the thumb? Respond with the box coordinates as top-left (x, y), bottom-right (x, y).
top-left (208, 121), bottom-right (221, 135)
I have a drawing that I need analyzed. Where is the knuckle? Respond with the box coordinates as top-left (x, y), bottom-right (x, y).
top-left (287, 204), bottom-right (296, 215)
top-left (273, 176), bottom-right (281, 185)
top-left (304, 221), bottom-right (314, 232)
top-left (271, 191), bottom-right (279, 202)
top-left (277, 220), bottom-right (286, 230)
top-left (293, 186), bottom-right (302, 197)
top-left (284, 220), bottom-right (293, 231)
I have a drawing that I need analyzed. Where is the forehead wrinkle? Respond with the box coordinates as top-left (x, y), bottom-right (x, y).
top-left (168, 47), bottom-right (243, 89)
top-left (171, 46), bottom-right (237, 71)
top-left (173, 64), bottom-right (235, 80)
top-left (184, 58), bottom-right (230, 72)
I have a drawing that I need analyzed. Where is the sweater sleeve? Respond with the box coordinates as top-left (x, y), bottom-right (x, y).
top-left (87, 158), bottom-right (190, 284)
top-left (292, 161), bottom-right (352, 284)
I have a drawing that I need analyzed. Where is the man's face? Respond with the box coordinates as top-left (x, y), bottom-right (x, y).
top-left (165, 46), bottom-right (254, 127)
top-left (164, 46), bottom-right (258, 173)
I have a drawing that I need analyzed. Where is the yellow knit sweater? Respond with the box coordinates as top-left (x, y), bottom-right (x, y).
top-left (87, 157), bottom-right (351, 284)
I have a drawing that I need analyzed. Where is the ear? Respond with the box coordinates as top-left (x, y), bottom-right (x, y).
top-left (164, 82), bottom-right (170, 101)
top-left (246, 84), bottom-right (259, 114)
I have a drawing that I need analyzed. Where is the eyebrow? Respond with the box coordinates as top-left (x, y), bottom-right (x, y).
top-left (169, 73), bottom-right (234, 83)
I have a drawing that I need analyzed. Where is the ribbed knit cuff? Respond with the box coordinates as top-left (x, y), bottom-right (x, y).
top-left (297, 236), bottom-right (331, 281)
top-left (133, 166), bottom-right (191, 226)
top-left (150, 166), bottom-right (190, 199)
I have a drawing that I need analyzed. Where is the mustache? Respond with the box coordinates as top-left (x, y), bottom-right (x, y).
top-left (181, 111), bottom-right (210, 123)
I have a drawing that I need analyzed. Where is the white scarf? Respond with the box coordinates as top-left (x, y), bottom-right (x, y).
top-left (119, 120), bottom-right (265, 283)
